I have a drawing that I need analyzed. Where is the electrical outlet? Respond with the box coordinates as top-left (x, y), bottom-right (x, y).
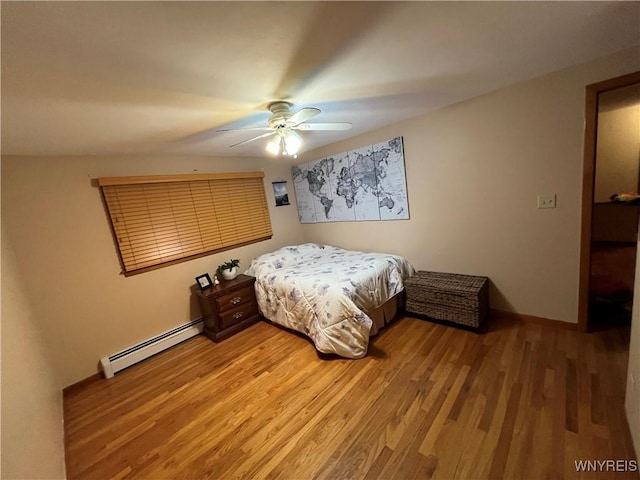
top-left (537, 194), bottom-right (557, 209)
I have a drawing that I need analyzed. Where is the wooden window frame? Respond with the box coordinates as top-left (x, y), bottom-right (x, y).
top-left (98, 172), bottom-right (273, 276)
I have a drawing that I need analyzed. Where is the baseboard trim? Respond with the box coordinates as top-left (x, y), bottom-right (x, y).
top-left (63, 373), bottom-right (103, 395)
top-left (491, 309), bottom-right (578, 331)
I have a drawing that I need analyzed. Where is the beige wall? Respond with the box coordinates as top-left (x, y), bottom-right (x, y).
top-left (298, 47), bottom-right (640, 323)
top-left (2, 155), bottom-right (304, 386)
top-left (594, 84), bottom-right (640, 203)
top-left (1, 222), bottom-right (66, 479)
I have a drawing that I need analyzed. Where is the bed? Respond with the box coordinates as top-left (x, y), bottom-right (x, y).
top-left (244, 243), bottom-right (415, 358)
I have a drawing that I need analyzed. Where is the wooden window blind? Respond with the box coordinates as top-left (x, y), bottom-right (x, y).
top-left (98, 172), bottom-right (273, 276)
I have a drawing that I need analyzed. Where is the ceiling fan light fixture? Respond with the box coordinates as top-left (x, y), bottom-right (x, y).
top-left (284, 131), bottom-right (302, 156)
top-left (265, 136), bottom-right (281, 155)
top-left (266, 130), bottom-right (302, 157)
top-left (224, 102), bottom-right (349, 156)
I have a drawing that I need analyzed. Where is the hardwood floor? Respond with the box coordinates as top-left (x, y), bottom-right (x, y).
top-left (64, 314), bottom-right (638, 479)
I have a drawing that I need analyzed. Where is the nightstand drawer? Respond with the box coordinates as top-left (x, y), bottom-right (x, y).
top-left (219, 301), bottom-right (259, 329)
top-left (215, 286), bottom-right (255, 313)
top-left (195, 274), bottom-right (260, 343)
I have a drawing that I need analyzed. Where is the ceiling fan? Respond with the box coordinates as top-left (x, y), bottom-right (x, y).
top-left (217, 101), bottom-right (352, 156)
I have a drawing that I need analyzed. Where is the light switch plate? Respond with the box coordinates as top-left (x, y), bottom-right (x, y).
top-left (537, 194), bottom-right (556, 209)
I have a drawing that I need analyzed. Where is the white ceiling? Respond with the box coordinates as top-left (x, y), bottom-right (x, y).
top-left (2, 1), bottom-right (639, 158)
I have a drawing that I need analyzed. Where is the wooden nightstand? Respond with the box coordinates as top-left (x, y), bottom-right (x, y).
top-left (195, 274), bottom-right (261, 342)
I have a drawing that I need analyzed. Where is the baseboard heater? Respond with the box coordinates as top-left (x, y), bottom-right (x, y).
top-left (100, 318), bottom-right (203, 379)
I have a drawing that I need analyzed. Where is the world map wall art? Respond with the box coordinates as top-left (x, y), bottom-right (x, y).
top-left (292, 136), bottom-right (409, 223)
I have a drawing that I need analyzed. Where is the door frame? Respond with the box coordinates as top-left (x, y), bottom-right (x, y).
top-left (577, 71), bottom-right (640, 332)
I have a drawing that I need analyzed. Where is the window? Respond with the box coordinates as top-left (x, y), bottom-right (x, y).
top-left (98, 172), bottom-right (272, 275)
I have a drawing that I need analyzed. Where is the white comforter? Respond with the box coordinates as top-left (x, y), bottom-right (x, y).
top-left (244, 243), bottom-right (415, 358)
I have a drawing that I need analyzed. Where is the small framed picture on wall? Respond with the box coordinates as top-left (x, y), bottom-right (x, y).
top-left (272, 181), bottom-right (290, 207)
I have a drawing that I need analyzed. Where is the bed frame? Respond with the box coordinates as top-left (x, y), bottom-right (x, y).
top-left (367, 290), bottom-right (406, 336)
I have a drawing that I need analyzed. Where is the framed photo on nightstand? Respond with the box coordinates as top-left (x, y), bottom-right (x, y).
top-left (195, 273), bottom-right (213, 290)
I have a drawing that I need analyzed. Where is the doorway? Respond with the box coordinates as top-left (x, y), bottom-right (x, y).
top-left (578, 71), bottom-right (640, 332)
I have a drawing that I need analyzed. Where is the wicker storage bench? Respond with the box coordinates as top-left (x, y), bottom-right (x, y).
top-left (405, 271), bottom-right (489, 331)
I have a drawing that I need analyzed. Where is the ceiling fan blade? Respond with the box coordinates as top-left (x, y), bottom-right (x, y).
top-left (288, 107), bottom-right (321, 126)
top-left (295, 122), bottom-right (352, 131)
top-left (216, 126), bottom-right (273, 132)
top-left (230, 131), bottom-right (276, 148)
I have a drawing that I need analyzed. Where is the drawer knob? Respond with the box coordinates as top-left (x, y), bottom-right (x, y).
top-left (231, 296), bottom-right (242, 305)
top-left (233, 312), bottom-right (244, 320)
